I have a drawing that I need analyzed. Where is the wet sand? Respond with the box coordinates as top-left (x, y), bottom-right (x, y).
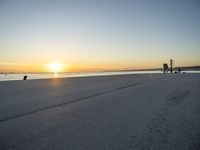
top-left (0, 74), bottom-right (200, 150)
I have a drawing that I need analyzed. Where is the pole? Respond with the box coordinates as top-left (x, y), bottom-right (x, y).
top-left (170, 59), bottom-right (173, 74)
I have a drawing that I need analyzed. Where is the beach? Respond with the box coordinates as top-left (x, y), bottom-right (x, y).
top-left (0, 73), bottom-right (200, 150)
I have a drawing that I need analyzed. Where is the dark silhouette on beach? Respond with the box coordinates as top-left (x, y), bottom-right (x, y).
top-left (163, 64), bottom-right (169, 73)
top-left (163, 59), bottom-right (174, 74)
top-left (23, 76), bottom-right (28, 80)
top-left (170, 59), bottom-right (173, 74)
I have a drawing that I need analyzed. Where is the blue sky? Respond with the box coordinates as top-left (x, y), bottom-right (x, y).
top-left (0, 0), bottom-right (200, 72)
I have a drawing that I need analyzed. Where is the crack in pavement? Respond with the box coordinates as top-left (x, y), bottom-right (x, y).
top-left (0, 82), bottom-right (145, 123)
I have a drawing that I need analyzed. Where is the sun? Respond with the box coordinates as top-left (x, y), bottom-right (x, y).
top-left (48, 63), bottom-right (63, 72)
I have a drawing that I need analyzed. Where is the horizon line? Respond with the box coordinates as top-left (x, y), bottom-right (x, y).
top-left (0, 65), bottom-right (200, 74)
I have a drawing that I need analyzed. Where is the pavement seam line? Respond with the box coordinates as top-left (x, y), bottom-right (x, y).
top-left (0, 82), bottom-right (144, 123)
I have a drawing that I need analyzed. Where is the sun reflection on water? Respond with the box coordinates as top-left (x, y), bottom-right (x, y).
top-left (54, 72), bottom-right (58, 78)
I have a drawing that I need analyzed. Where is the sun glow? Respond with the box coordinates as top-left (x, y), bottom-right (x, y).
top-left (48, 63), bottom-right (64, 72)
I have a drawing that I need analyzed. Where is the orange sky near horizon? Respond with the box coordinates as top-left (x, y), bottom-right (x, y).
top-left (0, 62), bottom-right (158, 73)
top-left (0, 58), bottom-right (199, 73)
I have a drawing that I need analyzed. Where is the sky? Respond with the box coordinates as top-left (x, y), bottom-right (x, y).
top-left (0, 0), bottom-right (200, 72)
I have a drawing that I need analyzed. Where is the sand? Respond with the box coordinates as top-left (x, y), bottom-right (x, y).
top-left (0, 74), bottom-right (200, 150)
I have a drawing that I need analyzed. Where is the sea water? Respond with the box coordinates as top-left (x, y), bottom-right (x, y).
top-left (0, 70), bottom-right (199, 81)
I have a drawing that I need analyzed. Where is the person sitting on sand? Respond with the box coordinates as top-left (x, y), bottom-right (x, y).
top-left (163, 64), bottom-right (169, 73)
top-left (23, 76), bottom-right (28, 80)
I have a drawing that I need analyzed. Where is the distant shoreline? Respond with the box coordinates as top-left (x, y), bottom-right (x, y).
top-left (112, 65), bottom-right (200, 72)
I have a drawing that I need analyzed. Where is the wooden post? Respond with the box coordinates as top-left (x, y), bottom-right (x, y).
top-left (170, 59), bottom-right (173, 74)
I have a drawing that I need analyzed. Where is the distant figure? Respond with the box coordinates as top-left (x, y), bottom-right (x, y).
top-left (178, 68), bottom-right (181, 73)
top-left (23, 76), bottom-right (28, 80)
top-left (163, 63), bottom-right (169, 73)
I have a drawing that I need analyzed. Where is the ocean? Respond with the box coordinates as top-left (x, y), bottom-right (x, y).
top-left (0, 70), bottom-right (199, 81)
